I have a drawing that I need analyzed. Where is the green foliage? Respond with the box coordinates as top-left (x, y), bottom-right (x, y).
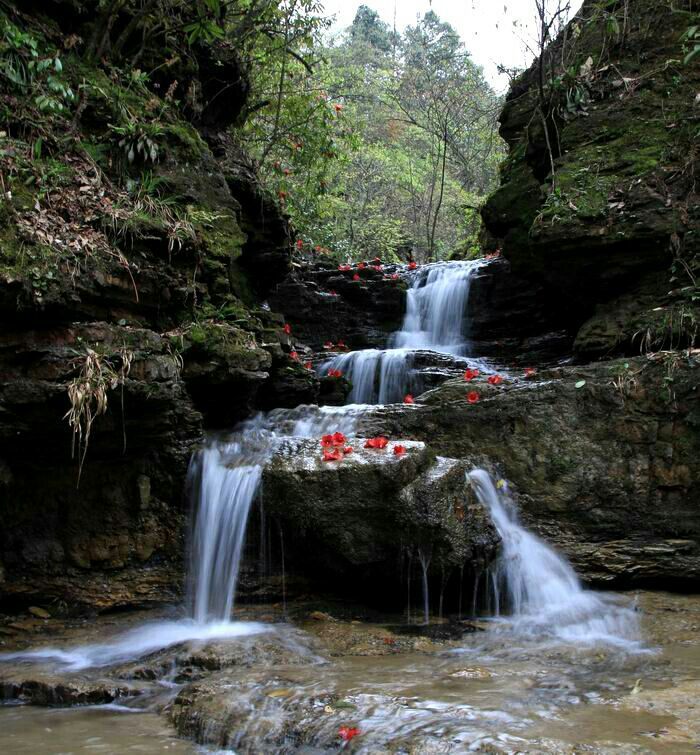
top-left (0, 15), bottom-right (74, 113)
top-left (110, 120), bottom-right (165, 164)
top-left (681, 25), bottom-right (700, 65)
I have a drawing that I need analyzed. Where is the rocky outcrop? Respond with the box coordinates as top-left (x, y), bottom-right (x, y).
top-left (269, 262), bottom-right (406, 350)
top-left (261, 439), bottom-right (497, 601)
top-left (481, 0), bottom-right (699, 359)
top-left (0, 3), bottom-right (307, 611)
top-left (359, 355), bottom-right (700, 586)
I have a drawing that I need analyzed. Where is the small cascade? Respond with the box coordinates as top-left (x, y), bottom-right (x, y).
top-left (323, 260), bottom-right (483, 404)
top-left (468, 469), bottom-right (642, 647)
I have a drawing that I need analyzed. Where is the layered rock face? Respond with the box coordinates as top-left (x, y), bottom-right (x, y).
top-left (0, 3), bottom-right (316, 610)
top-left (480, 0), bottom-right (699, 358)
top-left (360, 355), bottom-right (700, 586)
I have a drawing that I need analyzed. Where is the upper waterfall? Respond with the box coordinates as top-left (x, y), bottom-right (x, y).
top-left (323, 260), bottom-right (483, 404)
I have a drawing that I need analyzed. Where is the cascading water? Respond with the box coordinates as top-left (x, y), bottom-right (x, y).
top-left (323, 260), bottom-right (483, 404)
top-left (467, 469), bottom-right (642, 647)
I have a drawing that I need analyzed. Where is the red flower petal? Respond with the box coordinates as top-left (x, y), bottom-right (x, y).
top-left (403, 394), bottom-right (414, 404)
top-left (332, 432), bottom-right (346, 446)
top-left (338, 726), bottom-right (360, 742)
top-left (487, 375), bottom-right (503, 386)
top-left (283, 324), bottom-right (291, 335)
top-left (463, 368), bottom-right (480, 382)
top-left (408, 261), bottom-right (417, 270)
top-left (393, 445), bottom-right (406, 456)
top-left (343, 446), bottom-right (354, 455)
top-left (467, 391), bottom-right (480, 404)
top-left (364, 436), bottom-right (389, 449)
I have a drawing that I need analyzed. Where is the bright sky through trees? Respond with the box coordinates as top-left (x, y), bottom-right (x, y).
top-left (322, 0), bottom-right (585, 88)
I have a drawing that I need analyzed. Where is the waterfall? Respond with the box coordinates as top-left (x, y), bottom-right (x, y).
top-left (468, 469), bottom-right (642, 647)
top-left (323, 260), bottom-right (483, 404)
top-left (187, 406), bottom-right (362, 623)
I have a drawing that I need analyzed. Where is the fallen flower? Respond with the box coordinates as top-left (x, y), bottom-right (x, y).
top-left (408, 261), bottom-right (418, 270)
top-left (343, 446), bottom-right (354, 455)
top-left (524, 367), bottom-right (537, 378)
top-left (463, 368), bottom-right (479, 382)
top-left (487, 374), bottom-right (503, 386)
top-left (466, 391), bottom-right (480, 404)
top-left (391, 273), bottom-right (399, 280)
top-left (353, 273), bottom-right (361, 281)
top-left (336, 339), bottom-right (348, 350)
top-left (403, 394), bottom-right (414, 404)
top-left (372, 264), bottom-right (383, 272)
top-left (304, 361), bottom-right (313, 370)
top-left (357, 262), bottom-right (366, 270)
top-left (334, 103), bottom-right (343, 112)
top-left (338, 264), bottom-right (351, 271)
top-left (365, 436), bottom-right (389, 449)
top-left (296, 239), bottom-right (303, 249)
top-left (323, 341), bottom-right (335, 350)
top-left (393, 444), bottom-right (406, 456)
top-left (327, 369), bottom-right (343, 378)
top-left (323, 449), bottom-right (343, 462)
top-left (283, 323), bottom-right (292, 335)
top-left (332, 431), bottom-right (347, 446)
top-left (289, 350), bottom-right (299, 361)
top-left (338, 726), bottom-right (360, 742)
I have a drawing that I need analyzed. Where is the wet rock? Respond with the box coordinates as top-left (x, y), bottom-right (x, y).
top-left (359, 355), bottom-right (700, 585)
top-left (0, 672), bottom-right (140, 706)
top-left (261, 438), bottom-right (498, 599)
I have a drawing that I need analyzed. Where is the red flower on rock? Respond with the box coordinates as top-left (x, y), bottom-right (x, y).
top-left (463, 368), bottom-right (479, 382)
top-left (336, 339), bottom-right (348, 351)
top-left (372, 265), bottom-right (383, 272)
top-left (338, 264), bottom-right (351, 272)
top-left (324, 341), bottom-right (335, 350)
top-left (327, 369), bottom-right (343, 378)
top-left (365, 436), bottom-right (389, 449)
top-left (323, 449), bottom-right (343, 462)
top-left (524, 367), bottom-right (537, 378)
top-left (403, 394), bottom-right (414, 404)
top-left (353, 273), bottom-right (361, 282)
top-left (393, 445), bottom-right (407, 456)
top-left (304, 361), bottom-right (313, 370)
top-left (283, 323), bottom-right (292, 335)
top-left (343, 446), bottom-right (354, 455)
top-left (391, 273), bottom-right (399, 280)
top-left (334, 103), bottom-right (343, 113)
top-left (357, 262), bottom-right (366, 270)
top-left (467, 391), bottom-right (480, 404)
top-left (408, 261), bottom-right (418, 270)
top-left (487, 374), bottom-right (503, 386)
top-left (338, 726), bottom-right (360, 742)
top-left (290, 350), bottom-right (299, 361)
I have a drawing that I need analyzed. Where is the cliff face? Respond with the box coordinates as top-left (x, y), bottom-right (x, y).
top-left (0, 3), bottom-right (316, 610)
top-left (480, 0), bottom-right (699, 359)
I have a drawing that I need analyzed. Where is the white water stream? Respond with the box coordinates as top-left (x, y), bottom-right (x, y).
top-left (323, 260), bottom-right (483, 404)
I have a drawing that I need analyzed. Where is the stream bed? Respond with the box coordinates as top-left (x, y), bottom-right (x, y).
top-left (2, 591), bottom-right (700, 753)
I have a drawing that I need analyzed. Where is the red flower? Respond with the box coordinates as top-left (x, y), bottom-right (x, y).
top-left (403, 394), bottom-right (414, 404)
top-left (320, 435), bottom-right (334, 448)
top-left (324, 341), bottom-right (335, 350)
top-left (329, 290), bottom-right (338, 296)
top-left (364, 436), bottom-right (389, 449)
top-left (327, 369), bottom-right (343, 378)
top-left (332, 432), bottom-right (346, 446)
top-left (487, 374), bottom-right (503, 386)
top-left (391, 273), bottom-right (399, 280)
top-left (393, 445), bottom-right (406, 456)
top-left (372, 265), bottom-right (383, 272)
top-left (315, 245), bottom-right (322, 252)
top-left (278, 190), bottom-right (287, 200)
top-left (466, 391), bottom-right (480, 404)
top-left (334, 103), bottom-right (343, 112)
top-left (463, 368), bottom-right (479, 382)
top-left (283, 168), bottom-right (292, 176)
top-left (408, 261), bottom-right (418, 270)
top-left (524, 367), bottom-right (537, 378)
top-left (323, 449), bottom-right (343, 462)
top-left (336, 339), bottom-right (348, 350)
top-left (296, 239), bottom-right (304, 249)
top-left (283, 323), bottom-right (292, 335)
top-left (343, 446), bottom-right (354, 455)
top-left (353, 273), bottom-right (361, 281)
top-left (290, 350), bottom-right (299, 361)
top-left (338, 264), bottom-right (351, 271)
top-left (338, 727), bottom-right (360, 742)
top-left (304, 361), bottom-right (313, 370)
top-left (485, 250), bottom-right (501, 260)
top-left (357, 262), bottom-right (366, 270)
